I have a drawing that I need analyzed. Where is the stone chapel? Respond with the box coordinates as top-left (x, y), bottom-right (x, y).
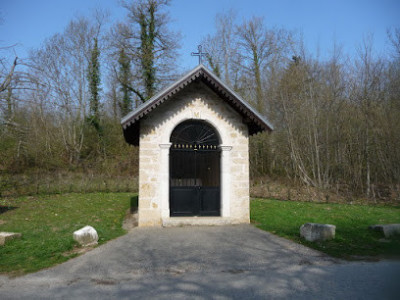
top-left (121, 64), bottom-right (273, 227)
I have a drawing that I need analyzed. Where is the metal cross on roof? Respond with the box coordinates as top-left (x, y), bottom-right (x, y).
top-left (191, 45), bottom-right (208, 65)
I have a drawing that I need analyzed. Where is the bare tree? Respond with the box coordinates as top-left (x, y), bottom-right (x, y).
top-left (387, 28), bottom-right (400, 59)
top-left (351, 35), bottom-right (385, 196)
top-left (28, 16), bottom-right (105, 164)
top-left (202, 10), bottom-right (239, 87)
top-left (236, 17), bottom-right (293, 114)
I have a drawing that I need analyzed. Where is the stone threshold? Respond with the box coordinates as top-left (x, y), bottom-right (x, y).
top-left (162, 217), bottom-right (244, 227)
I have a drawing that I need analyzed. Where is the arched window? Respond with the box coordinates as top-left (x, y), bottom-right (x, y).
top-left (170, 120), bottom-right (220, 149)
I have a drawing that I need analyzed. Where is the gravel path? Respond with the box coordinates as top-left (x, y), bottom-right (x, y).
top-left (0, 225), bottom-right (398, 299)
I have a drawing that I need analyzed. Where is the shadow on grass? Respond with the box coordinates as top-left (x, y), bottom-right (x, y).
top-left (130, 195), bottom-right (138, 214)
top-left (0, 206), bottom-right (18, 214)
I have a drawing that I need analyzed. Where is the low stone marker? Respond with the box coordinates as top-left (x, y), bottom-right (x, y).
top-left (369, 224), bottom-right (400, 238)
top-left (0, 232), bottom-right (22, 246)
top-left (300, 223), bottom-right (336, 242)
top-left (73, 226), bottom-right (98, 246)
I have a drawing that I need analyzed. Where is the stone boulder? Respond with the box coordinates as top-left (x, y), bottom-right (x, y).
top-left (369, 224), bottom-right (400, 238)
top-left (0, 232), bottom-right (22, 246)
top-left (73, 226), bottom-right (98, 246)
top-left (300, 223), bottom-right (336, 242)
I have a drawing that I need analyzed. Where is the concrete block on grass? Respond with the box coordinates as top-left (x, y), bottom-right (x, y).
top-left (73, 226), bottom-right (98, 246)
top-left (0, 232), bottom-right (22, 246)
top-left (369, 224), bottom-right (400, 238)
top-left (300, 223), bottom-right (336, 242)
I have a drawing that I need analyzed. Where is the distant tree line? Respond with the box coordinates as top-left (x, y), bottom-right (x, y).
top-left (0, 1), bottom-right (399, 200)
top-left (0, 0), bottom-right (178, 195)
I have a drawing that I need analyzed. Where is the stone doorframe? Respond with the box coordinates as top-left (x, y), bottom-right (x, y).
top-left (158, 119), bottom-right (233, 222)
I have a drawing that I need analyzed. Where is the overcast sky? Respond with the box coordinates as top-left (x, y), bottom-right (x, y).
top-left (1, 0), bottom-right (400, 71)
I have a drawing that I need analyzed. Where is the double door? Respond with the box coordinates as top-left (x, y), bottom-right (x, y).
top-left (169, 148), bottom-right (220, 216)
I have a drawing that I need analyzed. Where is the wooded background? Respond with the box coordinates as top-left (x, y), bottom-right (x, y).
top-left (1, 0), bottom-right (399, 202)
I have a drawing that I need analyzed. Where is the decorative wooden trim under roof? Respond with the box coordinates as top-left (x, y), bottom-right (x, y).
top-left (121, 64), bottom-right (273, 145)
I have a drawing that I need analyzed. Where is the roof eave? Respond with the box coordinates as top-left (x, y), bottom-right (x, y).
top-left (200, 67), bottom-right (274, 132)
top-left (120, 64), bottom-right (274, 139)
top-left (121, 64), bottom-right (205, 128)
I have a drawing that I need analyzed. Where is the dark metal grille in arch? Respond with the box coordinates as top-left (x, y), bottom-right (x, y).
top-left (170, 120), bottom-right (219, 150)
top-left (170, 120), bottom-right (221, 216)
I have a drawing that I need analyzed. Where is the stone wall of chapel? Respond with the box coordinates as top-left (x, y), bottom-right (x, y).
top-left (138, 82), bottom-right (250, 226)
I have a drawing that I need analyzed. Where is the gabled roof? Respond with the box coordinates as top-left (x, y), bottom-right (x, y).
top-left (121, 64), bottom-right (273, 145)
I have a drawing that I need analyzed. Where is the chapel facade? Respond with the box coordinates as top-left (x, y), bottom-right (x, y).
top-left (121, 64), bottom-right (272, 227)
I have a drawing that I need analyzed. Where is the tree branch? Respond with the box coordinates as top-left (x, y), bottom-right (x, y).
top-left (0, 57), bottom-right (18, 92)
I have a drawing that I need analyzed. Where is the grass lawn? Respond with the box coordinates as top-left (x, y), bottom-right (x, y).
top-left (0, 193), bottom-right (136, 275)
top-left (251, 198), bottom-right (400, 259)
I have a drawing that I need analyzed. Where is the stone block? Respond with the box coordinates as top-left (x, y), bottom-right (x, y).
top-left (73, 226), bottom-right (98, 246)
top-left (0, 232), bottom-right (22, 246)
top-left (300, 223), bottom-right (336, 242)
top-left (231, 165), bottom-right (244, 173)
top-left (138, 209), bottom-right (162, 227)
top-left (233, 188), bottom-right (247, 199)
top-left (139, 198), bottom-right (152, 209)
top-left (140, 183), bottom-right (156, 198)
top-left (369, 224), bottom-right (400, 238)
top-left (233, 158), bottom-right (247, 164)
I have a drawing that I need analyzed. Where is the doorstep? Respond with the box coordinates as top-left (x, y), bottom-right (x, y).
top-left (162, 217), bottom-right (243, 227)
